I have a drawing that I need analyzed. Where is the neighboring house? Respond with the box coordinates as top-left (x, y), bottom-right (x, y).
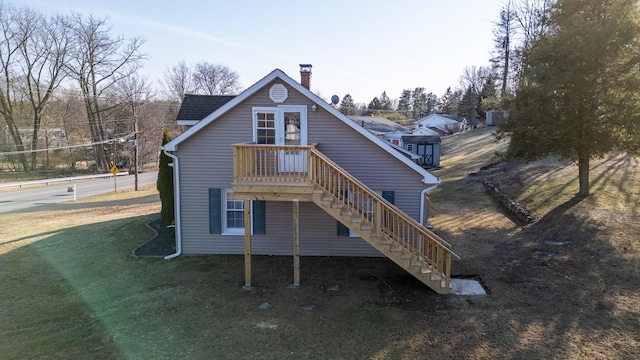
top-left (414, 114), bottom-right (464, 134)
top-left (401, 135), bottom-right (441, 167)
top-left (380, 126), bottom-right (442, 167)
top-left (5, 128), bottom-right (68, 150)
top-left (347, 115), bottom-right (423, 163)
top-left (176, 94), bottom-right (236, 127)
top-left (412, 127), bottom-right (441, 136)
top-left (162, 65), bottom-right (457, 293)
top-left (347, 115), bottom-right (409, 137)
top-left (461, 118), bottom-right (481, 130)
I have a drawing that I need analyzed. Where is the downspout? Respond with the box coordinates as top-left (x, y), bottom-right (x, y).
top-left (163, 149), bottom-right (182, 260)
top-left (420, 183), bottom-right (439, 227)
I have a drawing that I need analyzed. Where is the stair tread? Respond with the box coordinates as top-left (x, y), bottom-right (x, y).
top-left (312, 185), bottom-right (453, 294)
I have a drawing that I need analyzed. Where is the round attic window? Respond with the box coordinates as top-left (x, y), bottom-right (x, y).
top-left (269, 84), bottom-right (288, 103)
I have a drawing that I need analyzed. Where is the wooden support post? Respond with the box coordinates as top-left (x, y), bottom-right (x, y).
top-left (243, 199), bottom-right (252, 290)
top-left (291, 198), bottom-right (300, 288)
top-left (445, 252), bottom-right (452, 289)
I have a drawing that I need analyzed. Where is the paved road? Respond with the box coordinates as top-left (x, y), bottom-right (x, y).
top-left (0, 172), bottom-right (159, 214)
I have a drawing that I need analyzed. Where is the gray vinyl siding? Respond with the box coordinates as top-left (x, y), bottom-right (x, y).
top-left (176, 79), bottom-right (425, 256)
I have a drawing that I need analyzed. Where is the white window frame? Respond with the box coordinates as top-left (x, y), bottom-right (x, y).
top-left (406, 143), bottom-right (415, 152)
top-left (222, 189), bottom-right (252, 235)
top-left (252, 106), bottom-right (307, 146)
top-left (253, 107), bottom-right (277, 144)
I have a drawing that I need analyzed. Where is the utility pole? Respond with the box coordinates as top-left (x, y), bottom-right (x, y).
top-left (134, 115), bottom-right (139, 191)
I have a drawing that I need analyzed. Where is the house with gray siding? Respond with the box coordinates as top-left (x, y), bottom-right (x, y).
top-left (162, 65), bottom-right (458, 293)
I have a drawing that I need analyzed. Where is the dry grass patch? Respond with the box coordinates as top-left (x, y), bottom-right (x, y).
top-left (1, 128), bottom-right (638, 359)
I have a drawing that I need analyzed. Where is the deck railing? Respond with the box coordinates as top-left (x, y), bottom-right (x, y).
top-left (233, 143), bottom-right (459, 288)
top-left (233, 144), bottom-right (313, 183)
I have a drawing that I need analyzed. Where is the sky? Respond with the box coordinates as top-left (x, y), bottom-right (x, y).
top-left (14, 0), bottom-right (506, 104)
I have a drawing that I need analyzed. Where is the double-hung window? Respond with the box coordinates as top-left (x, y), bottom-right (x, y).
top-left (254, 109), bottom-right (276, 144)
top-left (223, 189), bottom-right (246, 235)
top-left (209, 188), bottom-right (265, 236)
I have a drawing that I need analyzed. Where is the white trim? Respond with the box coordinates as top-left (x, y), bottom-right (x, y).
top-left (252, 107), bottom-right (277, 144)
top-left (162, 149), bottom-right (182, 260)
top-left (176, 120), bottom-right (199, 126)
top-left (164, 68), bottom-right (440, 185)
top-left (269, 83), bottom-right (288, 103)
top-left (278, 105), bottom-right (307, 146)
top-left (222, 189), bottom-right (251, 235)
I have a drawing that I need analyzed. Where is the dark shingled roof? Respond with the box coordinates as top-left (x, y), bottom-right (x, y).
top-left (176, 94), bottom-right (236, 122)
top-left (347, 116), bottom-right (409, 135)
top-left (440, 114), bottom-right (465, 122)
top-left (401, 135), bottom-right (442, 144)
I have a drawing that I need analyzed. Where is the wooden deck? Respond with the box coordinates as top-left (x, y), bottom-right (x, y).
top-left (232, 143), bottom-right (459, 294)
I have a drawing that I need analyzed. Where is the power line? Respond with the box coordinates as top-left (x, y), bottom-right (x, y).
top-left (0, 132), bottom-right (136, 156)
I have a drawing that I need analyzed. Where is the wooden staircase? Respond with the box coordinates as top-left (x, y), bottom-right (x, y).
top-left (310, 191), bottom-right (453, 293)
top-left (232, 144), bottom-right (459, 294)
top-left (308, 150), bottom-right (459, 294)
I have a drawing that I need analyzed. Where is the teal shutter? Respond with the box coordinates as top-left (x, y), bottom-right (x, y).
top-left (382, 190), bottom-right (395, 204)
top-left (253, 200), bottom-right (266, 234)
top-left (209, 188), bottom-right (221, 234)
top-left (337, 221), bottom-right (350, 236)
top-left (381, 190), bottom-right (395, 233)
top-left (337, 188), bottom-right (350, 236)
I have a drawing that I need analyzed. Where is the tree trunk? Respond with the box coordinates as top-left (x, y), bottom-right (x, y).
top-left (5, 120), bottom-right (32, 172)
top-left (578, 156), bottom-right (590, 197)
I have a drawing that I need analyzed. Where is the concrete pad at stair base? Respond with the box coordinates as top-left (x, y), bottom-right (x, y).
top-left (450, 278), bottom-right (487, 295)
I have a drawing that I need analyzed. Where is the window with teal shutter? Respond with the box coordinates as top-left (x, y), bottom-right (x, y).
top-left (337, 190), bottom-right (394, 236)
top-left (337, 221), bottom-right (350, 236)
top-left (381, 191), bottom-right (395, 204)
top-left (209, 188), bottom-right (265, 235)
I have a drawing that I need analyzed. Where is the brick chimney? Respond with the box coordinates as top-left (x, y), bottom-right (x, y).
top-left (299, 64), bottom-right (312, 90)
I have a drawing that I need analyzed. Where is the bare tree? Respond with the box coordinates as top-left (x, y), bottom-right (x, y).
top-left (191, 61), bottom-right (240, 95)
top-left (491, 0), bottom-right (517, 97)
top-left (458, 66), bottom-right (494, 94)
top-left (21, 12), bottom-right (71, 169)
top-left (113, 74), bottom-right (154, 189)
top-left (161, 60), bottom-right (191, 102)
top-left (0, 2), bottom-right (29, 171)
top-left (0, 4), bottom-right (69, 171)
top-left (46, 89), bottom-right (87, 169)
top-left (512, 0), bottom-right (555, 76)
top-left (63, 13), bottom-right (147, 171)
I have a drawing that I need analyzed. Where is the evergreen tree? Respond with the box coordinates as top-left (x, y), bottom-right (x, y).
top-left (457, 86), bottom-right (478, 120)
top-left (367, 97), bottom-right (381, 111)
top-left (411, 87), bottom-right (426, 119)
top-left (438, 87), bottom-right (462, 115)
top-left (478, 77), bottom-right (498, 120)
top-left (379, 91), bottom-right (392, 110)
top-left (339, 93), bottom-right (356, 115)
top-left (425, 92), bottom-right (438, 116)
top-left (157, 129), bottom-right (175, 223)
top-left (498, 0), bottom-right (640, 196)
top-left (396, 89), bottom-right (412, 117)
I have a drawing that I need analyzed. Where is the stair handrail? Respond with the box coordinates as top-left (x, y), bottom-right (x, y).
top-left (309, 148), bottom-right (460, 274)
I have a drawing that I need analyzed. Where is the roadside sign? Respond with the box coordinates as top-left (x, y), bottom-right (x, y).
top-left (110, 166), bottom-right (118, 192)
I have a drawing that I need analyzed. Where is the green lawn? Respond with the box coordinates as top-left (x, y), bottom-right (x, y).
top-left (1, 128), bottom-right (638, 359)
top-left (0, 202), bottom-right (439, 359)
